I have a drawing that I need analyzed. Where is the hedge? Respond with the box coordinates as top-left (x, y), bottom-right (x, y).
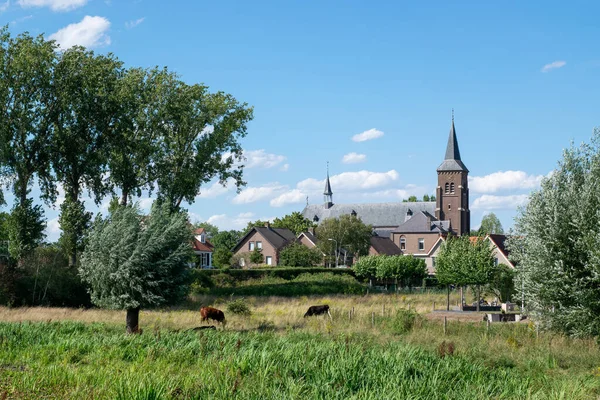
top-left (189, 267), bottom-right (355, 284)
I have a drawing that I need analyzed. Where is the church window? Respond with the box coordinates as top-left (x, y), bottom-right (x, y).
top-left (448, 204), bottom-right (451, 211)
top-left (450, 183), bottom-right (455, 193)
top-left (445, 183), bottom-right (449, 194)
top-left (400, 236), bottom-right (406, 250)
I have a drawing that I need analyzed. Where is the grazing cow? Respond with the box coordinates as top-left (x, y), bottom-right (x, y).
top-left (304, 305), bottom-right (332, 319)
top-left (200, 307), bottom-right (226, 325)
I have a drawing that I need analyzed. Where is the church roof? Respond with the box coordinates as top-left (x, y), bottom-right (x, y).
top-left (437, 119), bottom-right (469, 172)
top-left (302, 202), bottom-right (436, 228)
top-left (391, 211), bottom-right (450, 234)
top-left (324, 174), bottom-right (332, 195)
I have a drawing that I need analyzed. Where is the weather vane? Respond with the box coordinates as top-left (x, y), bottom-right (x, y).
top-left (452, 108), bottom-right (454, 122)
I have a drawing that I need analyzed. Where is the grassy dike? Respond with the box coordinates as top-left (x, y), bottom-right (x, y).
top-left (0, 294), bottom-right (599, 399)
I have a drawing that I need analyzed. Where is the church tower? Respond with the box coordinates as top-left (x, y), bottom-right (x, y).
top-left (435, 115), bottom-right (470, 236)
top-left (324, 164), bottom-right (333, 209)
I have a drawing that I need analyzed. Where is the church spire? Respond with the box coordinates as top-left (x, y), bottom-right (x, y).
top-left (437, 113), bottom-right (469, 172)
top-left (324, 162), bottom-right (333, 209)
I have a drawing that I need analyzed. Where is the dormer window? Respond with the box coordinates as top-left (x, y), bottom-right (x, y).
top-left (200, 234), bottom-right (205, 243)
top-left (406, 209), bottom-right (413, 216)
top-left (351, 210), bottom-right (357, 217)
top-left (313, 215), bottom-right (319, 222)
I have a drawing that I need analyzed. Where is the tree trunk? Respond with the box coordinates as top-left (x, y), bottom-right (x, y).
top-left (460, 286), bottom-right (464, 311)
top-left (476, 285), bottom-right (480, 312)
top-left (120, 190), bottom-right (128, 206)
top-left (69, 252), bottom-right (77, 268)
top-left (126, 307), bottom-right (141, 334)
top-left (446, 285), bottom-right (450, 311)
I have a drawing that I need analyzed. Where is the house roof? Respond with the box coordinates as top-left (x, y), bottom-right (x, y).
top-left (370, 236), bottom-right (402, 255)
top-left (437, 119), bottom-right (469, 172)
top-left (298, 231), bottom-right (318, 246)
top-left (194, 227), bottom-right (206, 235)
top-left (302, 201), bottom-right (436, 228)
top-left (391, 211), bottom-right (450, 234)
top-left (487, 234), bottom-right (512, 261)
top-left (232, 226), bottom-right (296, 252)
top-left (193, 237), bottom-right (214, 252)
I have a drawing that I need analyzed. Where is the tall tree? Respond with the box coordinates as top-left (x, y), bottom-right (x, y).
top-left (316, 215), bottom-right (372, 266)
top-left (436, 235), bottom-right (495, 311)
top-left (80, 202), bottom-right (192, 333)
top-left (108, 67), bottom-right (174, 206)
top-left (51, 47), bottom-right (123, 265)
top-left (272, 212), bottom-right (314, 235)
top-left (478, 212), bottom-right (504, 235)
top-left (508, 129), bottom-right (600, 337)
top-left (279, 243), bottom-right (323, 267)
top-left (154, 80), bottom-right (253, 209)
top-left (0, 30), bottom-right (57, 261)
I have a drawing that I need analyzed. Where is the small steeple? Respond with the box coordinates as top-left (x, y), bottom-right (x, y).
top-left (437, 112), bottom-right (469, 172)
top-left (324, 162), bottom-right (333, 209)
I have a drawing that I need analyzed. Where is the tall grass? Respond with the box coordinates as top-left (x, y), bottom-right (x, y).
top-left (1, 321), bottom-right (598, 399)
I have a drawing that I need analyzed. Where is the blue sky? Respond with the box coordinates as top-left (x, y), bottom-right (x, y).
top-left (2, 0), bottom-right (599, 240)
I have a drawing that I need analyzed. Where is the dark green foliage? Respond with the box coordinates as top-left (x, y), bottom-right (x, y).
top-left (354, 255), bottom-right (427, 287)
top-left (316, 215), bottom-right (372, 264)
top-left (387, 309), bottom-right (421, 335)
top-left (79, 202), bottom-right (193, 311)
top-left (226, 298), bottom-right (252, 315)
top-left (487, 263), bottom-right (515, 303)
top-left (58, 195), bottom-right (92, 266)
top-left (271, 212), bottom-right (314, 235)
top-left (211, 229), bottom-right (241, 251)
top-left (435, 236), bottom-right (495, 286)
top-left (278, 243), bottom-right (323, 267)
top-left (249, 247), bottom-right (264, 265)
top-left (7, 199), bottom-right (45, 261)
top-left (212, 248), bottom-right (233, 268)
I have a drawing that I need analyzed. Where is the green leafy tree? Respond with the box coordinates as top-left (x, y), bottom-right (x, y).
top-left (109, 67), bottom-right (174, 205)
top-left (436, 235), bottom-right (495, 311)
top-left (211, 230), bottom-right (241, 251)
top-left (316, 214), bottom-right (372, 266)
top-left (508, 129), bottom-right (600, 337)
top-left (195, 222), bottom-right (219, 238)
top-left (51, 47), bottom-right (123, 265)
top-left (249, 247), bottom-right (264, 266)
top-left (272, 212), bottom-right (314, 235)
top-left (243, 220), bottom-right (269, 235)
top-left (212, 248), bottom-right (233, 268)
top-left (0, 30), bottom-right (57, 262)
top-left (154, 79), bottom-right (253, 209)
top-left (486, 263), bottom-right (515, 303)
top-left (353, 255), bottom-right (378, 284)
top-left (478, 212), bottom-right (504, 235)
top-left (422, 194), bottom-right (430, 201)
top-left (407, 196), bottom-right (418, 202)
top-left (279, 243), bottom-right (322, 267)
top-left (79, 202), bottom-right (193, 333)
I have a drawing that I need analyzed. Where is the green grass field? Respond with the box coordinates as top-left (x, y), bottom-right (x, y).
top-left (1, 294), bottom-right (599, 399)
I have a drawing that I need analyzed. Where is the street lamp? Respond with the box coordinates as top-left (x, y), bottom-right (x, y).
top-left (328, 238), bottom-right (338, 268)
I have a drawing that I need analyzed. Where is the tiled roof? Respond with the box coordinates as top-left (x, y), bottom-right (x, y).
top-left (299, 231), bottom-right (318, 245)
top-left (232, 226), bottom-right (296, 252)
top-left (370, 236), bottom-right (402, 255)
top-left (193, 237), bottom-right (213, 252)
top-left (302, 201), bottom-right (436, 228)
top-left (391, 211), bottom-right (450, 234)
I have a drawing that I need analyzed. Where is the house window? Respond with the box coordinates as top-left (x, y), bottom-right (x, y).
top-left (200, 234), bottom-right (205, 243)
top-left (256, 241), bottom-right (262, 250)
top-left (494, 258), bottom-right (499, 266)
top-left (266, 256), bottom-right (272, 266)
top-left (418, 238), bottom-right (425, 251)
top-left (432, 257), bottom-right (436, 268)
top-left (249, 241), bottom-right (255, 251)
top-left (445, 183), bottom-right (449, 194)
top-left (400, 236), bottom-right (406, 250)
top-left (450, 183), bottom-right (455, 194)
top-left (198, 252), bottom-right (210, 267)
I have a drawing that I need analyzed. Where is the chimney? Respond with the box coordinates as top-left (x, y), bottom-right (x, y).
top-left (264, 221), bottom-right (271, 229)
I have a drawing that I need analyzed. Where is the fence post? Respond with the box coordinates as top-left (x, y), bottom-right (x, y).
top-left (433, 301), bottom-right (436, 311)
top-left (382, 304), bottom-right (385, 317)
top-left (348, 310), bottom-right (352, 321)
top-left (352, 307), bottom-right (355, 318)
top-left (486, 318), bottom-right (490, 336)
top-left (443, 316), bottom-right (447, 335)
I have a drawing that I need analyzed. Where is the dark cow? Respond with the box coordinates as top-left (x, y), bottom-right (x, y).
top-left (200, 307), bottom-right (226, 325)
top-left (304, 305), bottom-right (331, 319)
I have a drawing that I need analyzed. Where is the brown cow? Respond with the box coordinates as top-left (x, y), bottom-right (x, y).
top-left (200, 307), bottom-right (226, 325)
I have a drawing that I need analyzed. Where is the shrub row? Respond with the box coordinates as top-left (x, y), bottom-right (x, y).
top-left (190, 267), bottom-right (355, 284)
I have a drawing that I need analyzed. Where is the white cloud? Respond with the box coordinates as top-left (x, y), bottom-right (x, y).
top-left (125, 17), bottom-right (145, 29)
top-left (298, 170), bottom-right (399, 192)
top-left (207, 212), bottom-right (262, 231)
top-left (352, 128), bottom-right (384, 142)
top-left (1, 1), bottom-right (10, 13)
top-left (46, 217), bottom-right (61, 234)
top-left (471, 194), bottom-right (529, 211)
top-left (137, 198), bottom-right (153, 210)
top-left (18, 0), bottom-right (87, 11)
top-left (231, 183), bottom-right (287, 204)
top-left (280, 163), bottom-right (289, 172)
top-left (49, 16), bottom-right (111, 49)
top-left (197, 179), bottom-right (235, 199)
top-left (342, 152), bottom-right (367, 164)
top-left (11, 14), bottom-right (33, 25)
top-left (222, 149), bottom-right (286, 169)
top-left (541, 60), bottom-right (566, 73)
top-left (469, 170), bottom-right (544, 193)
top-left (270, 189), bottom-right (306, 207)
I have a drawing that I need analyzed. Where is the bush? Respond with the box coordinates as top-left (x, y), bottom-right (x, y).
top-left (226, 298), bottom-right (252, 315)
top-left (388, 309), bottom-right (421, 335)
top-left (278, 243), bottom-right (323, 267)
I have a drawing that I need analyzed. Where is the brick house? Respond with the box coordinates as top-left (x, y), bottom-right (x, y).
top-left (232, 223), bottom-right (296, 267)
top-left (193, 228), bottom-right (214, 268)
